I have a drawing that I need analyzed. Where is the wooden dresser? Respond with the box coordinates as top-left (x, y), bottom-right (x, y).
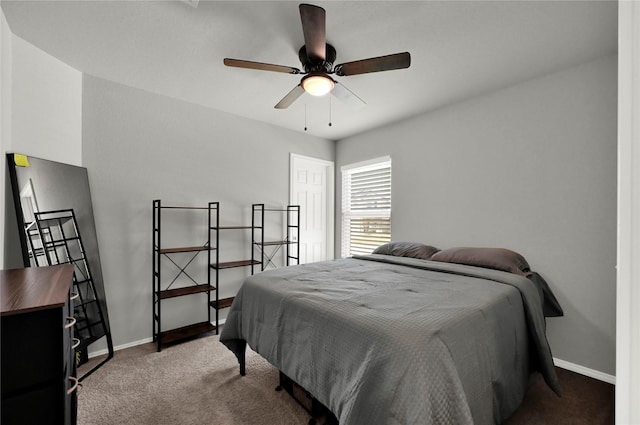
top-left (1, 264), bottom-right (78, 425)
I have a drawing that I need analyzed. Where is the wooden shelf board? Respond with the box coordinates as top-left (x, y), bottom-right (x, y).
top-left (159, 246), bottom-right (209, 254)
top-left (211, 259), bottom-right (261, 269)
top-left (257, 240), bottom-right (296, 246)
top-left (159, 284), bottom-right (215, 299)
top-left (159, 322), bottom-right (216, 345)
top-left (211, 226), bottom-right (255, 230)
top-left (253, 206), bottom-right (299, 212)
top-left (159, 206), bottom-right (209, 210)
top-left (210, 296), bottom-right (234, 310)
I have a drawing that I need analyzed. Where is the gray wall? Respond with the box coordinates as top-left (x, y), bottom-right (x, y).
top-left (4, 24), bottom-right (617, 377)
top-left (335, 55), bottom-right (617, 375)
top-left (82, 75), bottom-right (334, 351)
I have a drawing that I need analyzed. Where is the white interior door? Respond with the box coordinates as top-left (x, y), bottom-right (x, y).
top-left (290, 154), bottom-right (334, 264)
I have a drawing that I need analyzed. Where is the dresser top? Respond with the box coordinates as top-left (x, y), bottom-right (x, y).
top-left (0, 265), bottom-right (74, 316)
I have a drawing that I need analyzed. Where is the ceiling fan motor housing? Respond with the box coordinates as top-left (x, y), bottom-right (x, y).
top-left (299, 43), bottom-right (336, 73)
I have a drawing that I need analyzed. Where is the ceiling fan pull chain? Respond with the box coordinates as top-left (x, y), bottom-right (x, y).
top-left (304, 104), bottom-right (308, 131)
top-left (328, 96), bottom-right (332, 127)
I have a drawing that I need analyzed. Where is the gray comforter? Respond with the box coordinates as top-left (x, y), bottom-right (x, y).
top-left (220, 255), bottom-right (560, 425)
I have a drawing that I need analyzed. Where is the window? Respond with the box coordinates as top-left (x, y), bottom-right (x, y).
top-left (341, 157), bottom-right (391, 257)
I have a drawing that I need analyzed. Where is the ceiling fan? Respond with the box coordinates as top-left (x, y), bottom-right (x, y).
top-left (223, 3), bottom-right (411, 109)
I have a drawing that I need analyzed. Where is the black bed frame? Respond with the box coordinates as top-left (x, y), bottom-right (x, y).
top-left (236, 342), bottom-right (338, 425)
top-left (276, 372), bottom-right (338, 425)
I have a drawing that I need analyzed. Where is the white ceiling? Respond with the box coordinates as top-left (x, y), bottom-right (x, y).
top-left (1, 0), bottom-right (618, 141)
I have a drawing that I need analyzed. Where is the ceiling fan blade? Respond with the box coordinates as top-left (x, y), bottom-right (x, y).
top-left (299, 4), bottom-right (326, 63)
top-left (224, 58), bottom-right (301, 74)
top-left (334, 52), bottom-right (411, 76)
top-left (332, 82), bottom-right (365, 110)
top-left (275, 85), bottom-right (305, 109)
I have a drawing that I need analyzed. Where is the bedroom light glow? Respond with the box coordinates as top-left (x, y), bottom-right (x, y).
top-left (302, 74), bottom-right (334, 96)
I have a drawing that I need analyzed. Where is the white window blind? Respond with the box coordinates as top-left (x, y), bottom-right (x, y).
top-left (341, 157), bottom-right (391, 257)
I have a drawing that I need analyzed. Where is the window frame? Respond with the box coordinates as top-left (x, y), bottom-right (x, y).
top-left (341, 156), bottom-right (392, 258)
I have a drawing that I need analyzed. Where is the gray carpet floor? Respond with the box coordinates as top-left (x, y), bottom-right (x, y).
top-left (78, 334), bottom-right (614, 425)
top-left (77, 335), bottom-right (309, 425)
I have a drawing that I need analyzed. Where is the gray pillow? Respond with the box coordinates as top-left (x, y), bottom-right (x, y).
top-left (430, 247), bottom-right (531, 276)
top-left (372, 242), bottom-right (440, 260)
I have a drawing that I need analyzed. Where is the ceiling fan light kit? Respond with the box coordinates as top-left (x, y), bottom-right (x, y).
top-left (224, 3), bottom-right (411, 109)
top-left (301, 74), bottom-right (335, 96)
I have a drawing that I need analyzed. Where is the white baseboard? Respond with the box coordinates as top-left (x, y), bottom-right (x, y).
top-left (88, 319), bottom-right (227, 359)
top-left (554, 357), bottom-right (616, 385)
top-left (88, 337), bottom-right (153, 358)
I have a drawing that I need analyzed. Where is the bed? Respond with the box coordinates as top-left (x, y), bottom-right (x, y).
top-left (220, 244), bottom-right (562, 425)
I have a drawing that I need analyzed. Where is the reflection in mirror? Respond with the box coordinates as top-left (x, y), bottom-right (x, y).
top-left (6, 153), bottom-right (113, 379)
top-left (19, 178), bottom-right (39, 223)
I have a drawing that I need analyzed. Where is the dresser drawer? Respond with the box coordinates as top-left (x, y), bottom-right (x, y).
top-left (65, 371), bottom-right (79, 425)
top-left (1, 265), bottom-right (76, 425)
top-left (1, 381), bottom-right (65, 425)
top-left (63, 295), bottom-right (77, 372)
top-left (1, 308), bottom-right (65, 395)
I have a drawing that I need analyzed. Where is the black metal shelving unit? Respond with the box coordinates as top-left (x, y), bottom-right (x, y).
top-left (153, 201), bottom-right (301, 343)
top-left (152, 200), bottom-right (215, 352)
top-left (252, 204), bottom-right (300, 271)
top-left (27, 208), bottom-right (113, 380)
top-left (208, 202), bottom-right (260, 332)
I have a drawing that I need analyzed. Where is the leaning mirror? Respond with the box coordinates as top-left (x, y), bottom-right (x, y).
top-left (6, 153), bottom-right (113, 379)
